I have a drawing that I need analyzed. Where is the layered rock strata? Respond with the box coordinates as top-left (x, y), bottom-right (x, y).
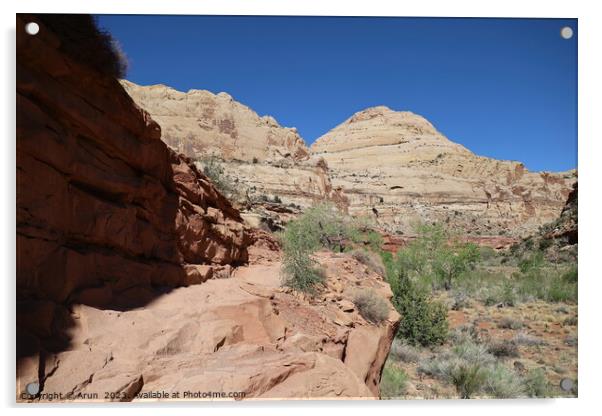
top-left (311, 106), bottom-right (576, 237)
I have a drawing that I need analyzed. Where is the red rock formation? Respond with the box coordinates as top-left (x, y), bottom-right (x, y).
top-left (17, 14), bottom-right (250, 344)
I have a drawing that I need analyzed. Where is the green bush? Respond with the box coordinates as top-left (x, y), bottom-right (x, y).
top-left (393, 224), bottom-right (480, 291)
top-left (450, 363), bottom-right (487, 399)
top-left (281, 204), bottom-right (356, 253)
top-left (353, 289), bottom-right (390, 324)
top-left (419, 341), bottom-right (493, 399)
top-left (280, 249), bottom-right (325, 295)
top-left (280, 204), bottom-right (364, 295)
top-left (394, 274), bottom-right (448, 347)
top-left (562, 266), bottom-right (578, 283)
top-left (482, 363), bottom-right (525, 398)
top-left (487, 339), bottom-right (519, 358)
top-left (380, 362), bottom-right (408, 399)
top-left (518, 250), bottom-right (545, 274)
top-left (419, 339), bottom-right (526, 399)
top-left (523, 368), bottom-right (551, 397)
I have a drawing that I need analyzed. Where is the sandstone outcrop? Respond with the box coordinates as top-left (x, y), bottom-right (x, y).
top-left (311, 106), bottom-right (576, 237)
top-left (17, 14), bottom-right (249, 310)
top-left (18, 251), bottom-right (399, 401)
top-left (121, 80), bottom-right (309, 163)
top-left (122, 81), bottom-right (349, 218)
top-left (543, 182), bottom-right (578, 245)
top-left (16, 14), bottom-right (398, 401)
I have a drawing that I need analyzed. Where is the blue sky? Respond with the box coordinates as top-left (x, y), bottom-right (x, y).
top-left (97, 15), bottom-right (577, 172)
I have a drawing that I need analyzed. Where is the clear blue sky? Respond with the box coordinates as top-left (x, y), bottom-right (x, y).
top-left (97, 15), bottom-right (577, 172)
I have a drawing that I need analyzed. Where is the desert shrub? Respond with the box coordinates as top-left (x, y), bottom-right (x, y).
top-left (498, 280), bottom-right (517, 306)
top-left (514, 332), bottom-right (546, 346)
top-left (479, 246), bottom-right (498, 263)
top-left (451, 290), bottom-right (471, 311)
top-left (419, 339), bottom-right (525, 399)
top-left (450, 363), bottom-right (488, 399)
top-left (514, 261), bottom-right (577, 304)
top-left (380, 362), bottom-right (408, 399)
top-left (419, 341), bottom-right (493, 399)
top-left (523, 368), bottom-right (551, 397)
top-left (562, 266), bottom-right (578, 283)
top-left (365, 230), bottom-right (384, 251)
top-left (452, 340), bottom-right (496, 367)
top-left (487, 340), bottom-right (520, 358)
top-left (497, 317), bottom-right (523, 330)
top-left (280, 250), bottom-right (325, 295)
top-left (393, 274), bottom-right (448, 347)
top-left (547, 278), bottom-right (576, 302)
top-left (563, 316), bottom-right (578, 326)
top-left (432, 242), bottom-right (480, 290)
top-left (389, 339), bottom-right (421, 363)
top-left (394, 224), bottom-right (480, 291)
top-left (564, 335), bottom-right (578, 347)
top-left (282, 203), bottom-right (357, 252)
top-left (252, 157), bottom-right (259, 164)
top-left (538, 238), bottom-right (553, 251)
top-left (482, 363), bottom-right (525, 398)
top-left (198, 155), bottom-right (236, 198)
top-left (518, 250), bottom-right (545, 274)
top-left (449, 324), bottom-right (481, 344)
top-left (353, 289), bottom-right (389, 324)
top-left (36, 15), bottom-right (128, 78)
top-left (351, 249), bottom-right (385, 276)
top-left (280, 204), bottom-right (366, 294)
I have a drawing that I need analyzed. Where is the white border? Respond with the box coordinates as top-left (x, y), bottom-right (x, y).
top-left (2, 1), bottom-right (600, 415)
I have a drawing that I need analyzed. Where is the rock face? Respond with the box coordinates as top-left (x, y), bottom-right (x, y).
top-left (18, 250), bottom-right (399, 401)
top-left (311, 106), bottom-right (576, 237)
top-left (17, 15), bottom-right (250, 310)
top-left (16, 14), bottom-right (397, 401)
top-left (544, 182), bottom-right (578, 245)
top-left (122, 81), bottom-right (349, 216)
top-left (121, 80), bottom-right (309, 163)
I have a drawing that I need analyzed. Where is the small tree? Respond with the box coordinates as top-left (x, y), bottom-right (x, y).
top-left (432, 242), bottom-right (480, 290)
top-left (393, 272), bottom-right (448, 347)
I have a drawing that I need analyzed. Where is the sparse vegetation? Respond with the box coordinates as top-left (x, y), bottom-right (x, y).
top-left (487, 339), bottom-right (519, 358)
top-left (389, 339), bottom-right (421, 363)
top-left (418, 339), bottom-right (527, 399)
top-left (392, 224), bottom-right (480, 291)
top-left (497, 317), bottom-right (523, 330)
top-left (279, 204), bottom-right (375, 294)
top-left (351, 249), bottom-right (385, 276)
top-left (197, 155), bottom-right (236, 198)
top-left (380, 362), bottom-right (408, 399)
top-left (523, 368), bottom-right (552, 397)
top-left (380, 220), bottom-right (576, 399)
top-left (353, 289), bottom-right (390, 324)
